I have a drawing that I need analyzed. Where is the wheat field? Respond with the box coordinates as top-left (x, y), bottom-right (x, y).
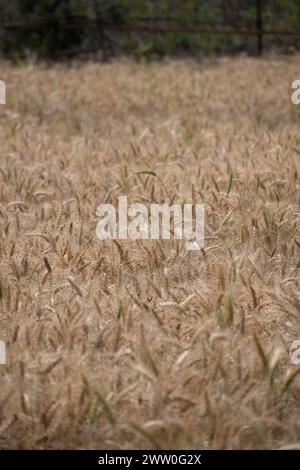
top-left (0, 55), bottom-right (299, 450)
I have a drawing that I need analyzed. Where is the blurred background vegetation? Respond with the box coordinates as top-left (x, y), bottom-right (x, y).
top-left (0, 0), bottom-right (300, 60)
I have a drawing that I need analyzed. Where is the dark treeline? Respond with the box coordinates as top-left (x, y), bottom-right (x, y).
top-left (0, 0), bottom-right (300, 60)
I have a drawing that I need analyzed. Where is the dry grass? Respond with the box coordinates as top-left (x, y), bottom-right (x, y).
top-left (0, 55), bottom-right (300, 450)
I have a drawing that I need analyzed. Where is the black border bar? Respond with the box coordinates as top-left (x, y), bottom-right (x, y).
top-left (0, 450), bottom-right (298, 467)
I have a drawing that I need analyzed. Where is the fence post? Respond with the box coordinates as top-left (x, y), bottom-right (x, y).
top-left (256, 0), bottom-right (263, 55)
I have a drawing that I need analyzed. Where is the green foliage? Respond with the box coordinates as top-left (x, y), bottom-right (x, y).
top-left (0, 0), bottom-right (89, 57)
top-left (0, 0), bottom-right (300, 58)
